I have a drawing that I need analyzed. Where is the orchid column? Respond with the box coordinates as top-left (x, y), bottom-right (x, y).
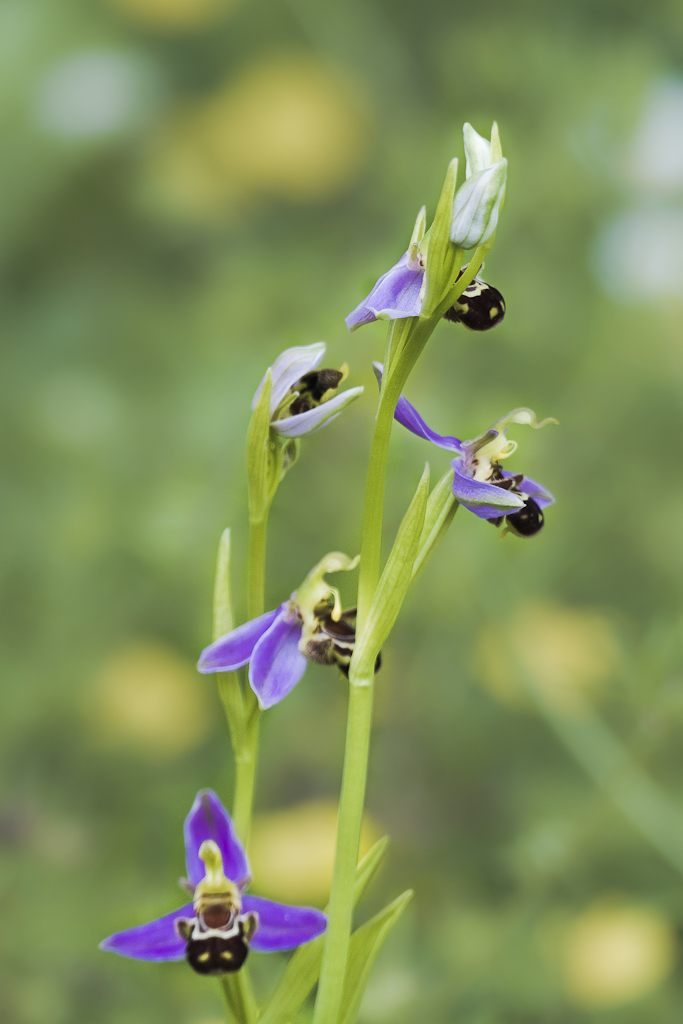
top-left (313, 123), bottom-right (509, 1024)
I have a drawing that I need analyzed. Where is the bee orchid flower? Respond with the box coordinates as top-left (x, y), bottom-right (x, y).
top-left (374, 363), bottom-right (556, 536)
top-left (345, 207), bottom-right (427, 332)
top-left (100, 790), bottom-right (327, 975)
top-left (253, 342), bottom-right (363, 438)
top-left (198, 553), bottom-right (375, 709)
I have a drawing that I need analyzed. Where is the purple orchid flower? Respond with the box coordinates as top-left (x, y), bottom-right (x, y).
top-left (100, 790), bottom-right (326, 975)
top-left (345, 248), bottom-right (427, 332)
top-left (345, 208), bottom-right (427, 332)
top-left (252, 342), bottom-right (363, 438)
top-left (375, 363), bottom-right (556, 537)
top-left (198, 553), bottom-right (362, 709)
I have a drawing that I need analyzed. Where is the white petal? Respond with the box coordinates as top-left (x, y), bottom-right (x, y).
top-left (251, 342), bottom-right (326, 415)
top-left (272, 386), bottom-right (364, 438)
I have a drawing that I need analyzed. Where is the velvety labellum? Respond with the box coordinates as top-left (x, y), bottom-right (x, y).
top-left (444, 277), bottom-right (506, 332)
top-left (177, 912), bottom-right (258, 976)
top-left (303, 605), bottom-right (382, 677)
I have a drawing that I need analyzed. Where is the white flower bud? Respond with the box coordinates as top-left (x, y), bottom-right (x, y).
top-left (450, 158), bottom-right (507, 249)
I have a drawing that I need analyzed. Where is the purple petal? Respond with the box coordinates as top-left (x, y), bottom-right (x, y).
top-left (197, 608), bottom-right (280, 673)
top-left (345, 251), bottom-right (424, 331)
top-left (242, 895), bottom-right (327, 952)
top-left (248, 608), bottom-right (308, 710)
top-left (100, 903), bottom-right (192, 961)
top-left (451, 457), bottom-right (525, 519)
top-left (184, 790), bottom-right (251, 887)
top-left (509, 472), bottom-right (555, 510)
top-left (394, 394), bottom-right (463, 453)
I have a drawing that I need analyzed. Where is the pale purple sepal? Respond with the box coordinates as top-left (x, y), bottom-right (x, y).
top-left (184, 789), bottom-right (251, 887)
top-left (249, 608), bottom-right (308, 710)
top-left (451, 457), bottom-right (525, 519)
top-left (394, 394), bottom-right (463, 453)
top-left (99, 903), bottom-right (192, 961)
top-left (502, 471), bottom-right (555, 510)
top-left (197, 608), bottom-right (280, 673)
top-left (273, 386), bottom-right (364, 439)
top-left (345, 251), bottom-right (424, 332)
top-left (242, 895), bottom-right (327, 952)
top-left (371, 362), bottom-right (463, 453)
top-left (252, 343), bottom-right (326, 414)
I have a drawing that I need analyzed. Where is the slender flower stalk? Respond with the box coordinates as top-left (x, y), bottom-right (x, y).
top-left (233, 344), bottom-right (364, 847)
top-left (314, 124), bottom-right (514, 1023)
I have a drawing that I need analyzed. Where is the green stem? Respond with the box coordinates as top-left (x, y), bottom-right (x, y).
top-left (221, 970), bottom-right (259, 1024)
top-left (231, 513), bottom-right (269, 849)
top-left (231, 687), bottom-right (261, 846)
top-left (219, 513), bottom-right (271, 1023)
top-left (247, 516), bottom-right (268, 621)
top-left (313, 314), bottom-right (439, 1024)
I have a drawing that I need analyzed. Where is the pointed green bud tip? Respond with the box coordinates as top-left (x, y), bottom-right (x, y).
top-left (463, 121), bottom-right (504, 178)
top-left (409, 205), bottom-right (427, 256)
top-left (490, 121), bottom-right (502, 163)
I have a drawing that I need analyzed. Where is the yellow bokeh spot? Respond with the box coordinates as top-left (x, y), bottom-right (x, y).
top-left (139, 54), bottom-right (368, 218)
top-left (106, 0), bottom-right (235, 32)
top-left (85, 641), bottom-right (212, 757)
top-left (562, 901), bottom-right (675, 1008)
top-left (199, 55), bottom-right (368, 200)
top-left (476, 602), bottom-right (621, 714)
top-left (141, 112), bottom-right (248, 221)
top-left (249, 799), bottom-right (380, 906)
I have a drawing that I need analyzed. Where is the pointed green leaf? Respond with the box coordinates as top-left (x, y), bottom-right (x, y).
top-left (411, 469), bottom-right (458, 585)
top-left (210, 528), bottom-right (247, 754)
top-left (258, 837), bottom-right (390, 1024)
top-left (351, 466), bottom-right (430, 684)
top-left (352, 836), bottom-right (389, 901)
top-left (338, 890), bottom-right (413, 1024)
top-left (213, 528), bottom-right (234, 640)
top-left (246, 369), bottom-right (275, 522)
top-left (422, 158), bottom-right (459, 317)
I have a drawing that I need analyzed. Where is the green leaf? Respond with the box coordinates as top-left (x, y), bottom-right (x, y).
top-left (246, 369), bottom-right (276, 523)
top-left (422, 158), bottom-right (459, 317)
top-left (411, 469), bottom-right (458, 585)
top-left (351, 465), bottom-right (430, 683)
top-left (213, 527), bottom-right (234, 640)
top-left (258, 837), bottom-right (390, 1024)
top-left (211, 528), bottom-right (247, 754)
top-left (338, 890), bottom-right (413, 1024)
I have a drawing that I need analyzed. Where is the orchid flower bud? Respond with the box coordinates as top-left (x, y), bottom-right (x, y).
top-left (451, 123), bottom-right (507, 250)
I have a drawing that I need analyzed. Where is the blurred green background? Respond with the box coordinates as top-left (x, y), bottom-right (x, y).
top-left (4, 0), bottom-right (683, 1021)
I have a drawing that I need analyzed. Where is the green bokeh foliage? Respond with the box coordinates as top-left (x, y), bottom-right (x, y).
top-left (3, 0), bottom-right (683, 1022)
